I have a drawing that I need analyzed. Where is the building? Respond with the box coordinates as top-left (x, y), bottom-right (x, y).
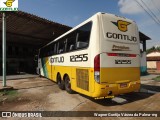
top-left (0, 11), bottom-right (71, 75)
top-left (147, 51), bottom-right (160, 70)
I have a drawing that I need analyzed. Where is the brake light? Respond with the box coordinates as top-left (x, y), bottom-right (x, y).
top-left (94, 54), bottom-right (100, 71)
top-left (94, 54), bottom-right (100, 83)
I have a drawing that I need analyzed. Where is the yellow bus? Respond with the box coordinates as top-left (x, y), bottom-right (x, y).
top-left (37, 12), bottom-right (140, 98)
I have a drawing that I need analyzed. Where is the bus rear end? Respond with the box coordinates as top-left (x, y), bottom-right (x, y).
top-left (93, 13), bottom-right (140, 98)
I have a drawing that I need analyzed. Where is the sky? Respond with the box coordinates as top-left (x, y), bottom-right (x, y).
top-left (18, 0), bottom-right (160, 49)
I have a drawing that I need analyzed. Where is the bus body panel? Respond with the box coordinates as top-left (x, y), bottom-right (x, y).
top-left (97, 13), bottom-right (140, 95)
top-left (39, 61), bottom-right (95, 96)
top-left (39, 49), bottom-right (94, 94)
top-left (100, 13), bottom-right (140, 67)
top-left (38, 15), bottom-right (100, 96)
top-left (100, 67), bottom-right (140, 83)
top-left (37, 12), bottom-right (140, 98)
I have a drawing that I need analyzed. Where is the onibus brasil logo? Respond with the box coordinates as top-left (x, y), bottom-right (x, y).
top-left (0, 0), bottom-right (18, 11)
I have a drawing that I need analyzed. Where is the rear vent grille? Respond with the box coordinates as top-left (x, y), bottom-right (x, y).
top-left (76, 69), bottom-right (89, 91)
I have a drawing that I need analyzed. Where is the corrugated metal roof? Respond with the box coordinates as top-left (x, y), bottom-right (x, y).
top-left (0, 11), bottom-right (71, 47)
top-left (139, 32), bottom-right (151, 41)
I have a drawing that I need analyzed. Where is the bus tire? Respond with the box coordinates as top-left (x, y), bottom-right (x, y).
top-left (57, 74), bottom-right (65, 90)
top-left (65, 75), bottom-right (74, 94)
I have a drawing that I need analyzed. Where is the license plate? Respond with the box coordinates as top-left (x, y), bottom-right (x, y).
top-left (120, 83), bottom-right (127, 88)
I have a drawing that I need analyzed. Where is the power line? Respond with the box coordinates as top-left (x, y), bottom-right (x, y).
top-left (139, 0), bottom-right (160, 24)
top-left (135, 0), bottom-right (160, 26)
top-left (141, 0), bottom-right (160, 23)
top-left (151, 0), bottom-right (160, 14)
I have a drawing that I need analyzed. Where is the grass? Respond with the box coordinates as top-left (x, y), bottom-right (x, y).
top-left (0, 90), bottom-right (19, 103)
top-left (0, 90), bottom-right (17, 96)
top-left (152, 76), bottom-right (160, 81)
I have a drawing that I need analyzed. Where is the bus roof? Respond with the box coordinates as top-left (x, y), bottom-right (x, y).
top-left (40, 12), bottom-right (135, 49)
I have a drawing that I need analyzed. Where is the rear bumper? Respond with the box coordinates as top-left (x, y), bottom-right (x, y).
top-left (92, 80), bottom-right (140, 98)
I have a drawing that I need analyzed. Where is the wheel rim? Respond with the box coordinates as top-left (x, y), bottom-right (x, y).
top-left (58, 80), bottom-right (61, 85)
top-left (57, 75), bottom-right (61, 85)
top-left (66, 77), bottom-right (71, 89)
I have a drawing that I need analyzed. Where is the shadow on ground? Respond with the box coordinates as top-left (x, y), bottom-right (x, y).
top-left (79, 91), bottom-right (155, 107)
top-left (141, 84), bottom-right (160, 92)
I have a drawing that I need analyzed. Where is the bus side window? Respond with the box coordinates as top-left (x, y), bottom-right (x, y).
top-left (66, 32), bottom-right (77, 52)
top-left (76, 41), bottom-right (88, 49)
top-left (70, 44), bottom-right (74, 51)
top-left (76, 22), bottom-right (92, 49)
top-left (49, 46), bottom-right (52, 56)
top-left (47, 45), bottom-right (50, 56)
top-left (50, 43), bottom-right (54, 55)
top-left (58, 38), bottom-right (66, 54)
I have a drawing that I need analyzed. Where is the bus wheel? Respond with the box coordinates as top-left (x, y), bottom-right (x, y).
top-left (65, 75), bottom-right (73, 94)
top-left (57, 74), bottom-right (65, 90)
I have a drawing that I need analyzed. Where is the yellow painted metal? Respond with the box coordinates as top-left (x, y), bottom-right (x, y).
top-left (44, 60), bottom-right (140, 98)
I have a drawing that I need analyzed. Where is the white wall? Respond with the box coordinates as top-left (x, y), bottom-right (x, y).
top-left (147, 61), bottom-right (157, 69)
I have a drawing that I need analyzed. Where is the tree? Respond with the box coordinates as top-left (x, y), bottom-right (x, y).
top-left (146, 46), bottom-right (160, 54)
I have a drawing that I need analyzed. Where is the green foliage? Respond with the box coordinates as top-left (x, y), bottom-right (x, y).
top-left (146, 46), bottom-right (160, 54)
top-left (0, 90), bottom-right (18, 103)
top-left (0, 90), bottom-right (17, 96)
top-left (152, 76), bottom-right (160, 81)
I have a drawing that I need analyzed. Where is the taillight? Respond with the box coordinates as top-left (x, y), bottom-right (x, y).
top-left (94, 54), bottom-right (100, 83)
top-left (107, 53), bottom-right (136, 57)
top-left (107, 53), bottom-right (118, 56)
top-left (128, 54), bottom-right (136, 57)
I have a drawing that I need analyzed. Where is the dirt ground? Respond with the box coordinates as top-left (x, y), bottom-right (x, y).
top-left (0, 75), bottom-right (160, 120)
